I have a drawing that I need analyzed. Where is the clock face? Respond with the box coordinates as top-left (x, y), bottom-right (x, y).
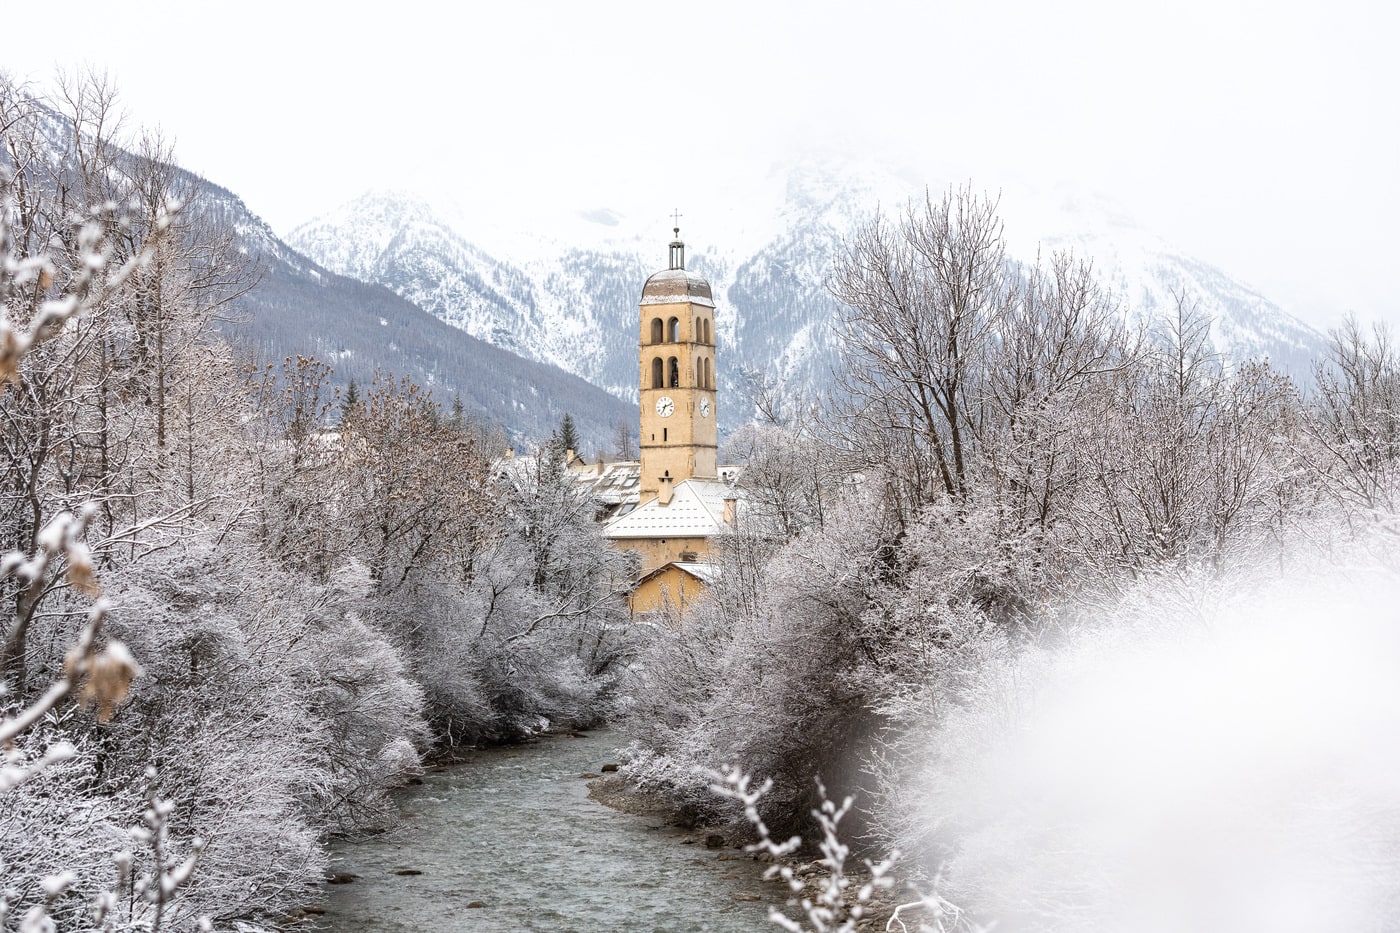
top-left (699, 397), bottom-right (711, 418)
top-left (655, 396), bottom-right (675, 417)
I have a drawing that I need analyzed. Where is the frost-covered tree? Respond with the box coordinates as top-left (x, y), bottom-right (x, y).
top-left (829, 184), bottom-right (1009, 512)
top-left (0, 73), bottom-right (432, 929)
top-left (1306, 317), bottom-right (1400, 515)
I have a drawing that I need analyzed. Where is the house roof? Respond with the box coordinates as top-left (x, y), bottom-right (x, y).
top-left (489, 453), bottom-right (747, 525)
top-left (635, 560), bottom-right (722, 588)
top-left (570, 460), bottom-right (642, 504)
top-left (672, 561), bottom-right (722, 584)
top-left (603, 477), bottom-right (741, 539)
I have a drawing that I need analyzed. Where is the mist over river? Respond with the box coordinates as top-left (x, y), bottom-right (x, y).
top-left (315, 729), bottom-right (775, 932)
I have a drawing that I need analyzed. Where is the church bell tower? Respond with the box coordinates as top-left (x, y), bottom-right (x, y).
top-left (637, 227), bottom-right (718, 501)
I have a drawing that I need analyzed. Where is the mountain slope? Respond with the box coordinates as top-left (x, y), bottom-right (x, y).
top-left (178, 178), bottom-right (634, 449)
top-left (289, 193), bottom-right (657, 401)
top-left (2, 102), bottom-right (635, 450)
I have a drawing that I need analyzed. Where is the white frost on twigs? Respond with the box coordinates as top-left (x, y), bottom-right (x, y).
top-left (0, 741), bottom-right (77, 792)
top-left (38, 873), bottom-right (76, 898)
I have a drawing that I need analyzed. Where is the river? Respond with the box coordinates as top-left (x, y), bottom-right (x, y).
top-left (315, 728), bottom-right (778, 932)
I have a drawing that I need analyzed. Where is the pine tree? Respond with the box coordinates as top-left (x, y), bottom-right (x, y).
top-left (449, 393), bottom-right (465, 430)
top-left (559, 413), bottom-right (580, 456)
top-left (340, 378), bottom-right (360, 424)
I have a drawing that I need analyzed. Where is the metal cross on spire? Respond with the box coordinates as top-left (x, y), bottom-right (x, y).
top-left (671, 208), bottom-right (683, 236)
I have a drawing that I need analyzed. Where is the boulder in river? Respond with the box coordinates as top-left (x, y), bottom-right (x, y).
top-left (326, 873), bottom-right (358, 885)
top-left (601, 763), bottom-right (619, 773)
top-left (705, 834), bottom-right (726, 849)
top-left (393, 869), bottom-right (423, 876)
top-left (467, 901), bottom-right (487, 909)
top-left (579, 772), bottom-right (600, 779)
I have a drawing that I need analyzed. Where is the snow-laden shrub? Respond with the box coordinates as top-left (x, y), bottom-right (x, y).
top-left (358, 442), bottom-right (636, 746)
top-left (0, 730), bottom-right (137, 927)
top-left (622, 476), bottom-right (1064, 844)
top-left (374, 561), bottom-right (622, 744)
top-left (623, 487), bottom-right (904, 836)
top-left (9, 541), bottom-right (431, 925)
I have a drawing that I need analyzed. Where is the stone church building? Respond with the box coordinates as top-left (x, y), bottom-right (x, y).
top-left (599, 229), bottom-right (742, 612)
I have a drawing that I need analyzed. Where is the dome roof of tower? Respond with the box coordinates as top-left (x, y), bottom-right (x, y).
top-left (641, 268), bottom-right (714, 308)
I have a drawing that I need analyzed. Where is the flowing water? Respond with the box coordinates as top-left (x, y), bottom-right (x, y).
top-left (315, 729), bottom-right (776, 932)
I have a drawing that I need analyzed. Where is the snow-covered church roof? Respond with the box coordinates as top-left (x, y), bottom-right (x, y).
top-left (603, 478), bottom-right (741, 539)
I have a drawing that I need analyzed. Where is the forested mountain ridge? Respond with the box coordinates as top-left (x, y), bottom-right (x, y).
top-left (289, 161), bottom-right (1329, 429)
top-left (200, 180), bottom-right (632, 450)
top-left (288, 193), bottom-right (656, 403)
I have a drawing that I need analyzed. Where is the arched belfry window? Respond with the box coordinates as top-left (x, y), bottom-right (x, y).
top-left (651, 357), bottom-right (664, 388)
top-left (695, 316), bottom-right (702, 343)
top-left (668, 356), bottom-right (680, 388)
top-left (703, 319), bottom-right (711, 345)
top-left (667, 317), bottom-right (680, 343)
top-left (703, 357), bottom-right (711, 389)
top-left (650, 318), bottom-right (663, 344)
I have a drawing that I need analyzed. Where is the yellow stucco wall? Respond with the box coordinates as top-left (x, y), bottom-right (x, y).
top-left (630, 564), bottom-right (707, 615)
top-left (617, 536), bottom-right (710, 574)
top-left (639, 299), bottom-right (718, 498)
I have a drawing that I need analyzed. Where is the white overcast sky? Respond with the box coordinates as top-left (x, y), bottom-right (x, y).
top-left (6, 0), bottom-right (1395, 329)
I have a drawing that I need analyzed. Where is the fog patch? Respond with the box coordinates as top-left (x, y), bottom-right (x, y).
top-left (577, 207), bottom-right (622, 226)
top-left (922, 569), bottom-right (1400, 932)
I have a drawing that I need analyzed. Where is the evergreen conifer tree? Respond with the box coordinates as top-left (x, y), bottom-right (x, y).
top-left (560, 412), bottom-right (580, 455)
top-left (340, 378), bottom-right (360, 424)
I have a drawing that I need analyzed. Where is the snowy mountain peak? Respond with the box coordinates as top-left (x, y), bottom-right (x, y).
top-left (288, 160), bottom-right (1328, 424)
